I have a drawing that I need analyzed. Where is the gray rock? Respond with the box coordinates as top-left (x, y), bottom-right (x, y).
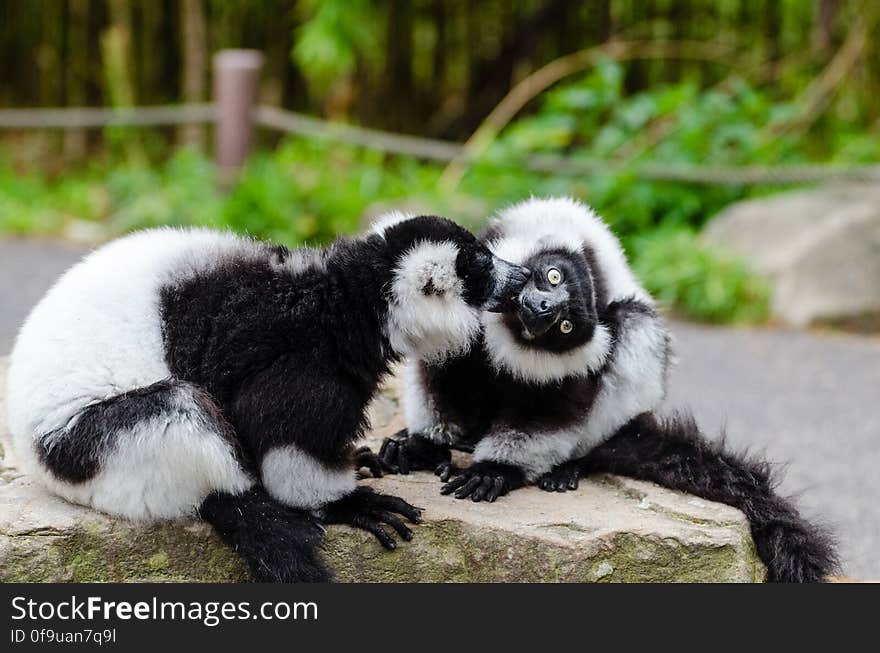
top-left (0, 359), bottom-right (765, 582)
top-left (703, 184), bottom-right (880, 328)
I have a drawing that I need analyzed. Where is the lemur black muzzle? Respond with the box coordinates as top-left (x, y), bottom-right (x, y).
top-left (484, 258), bottom-right (531, 313)
top-left (517, 287), bottom-right (565, 336)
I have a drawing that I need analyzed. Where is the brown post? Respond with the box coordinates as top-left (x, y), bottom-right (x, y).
top-left (213, 49), bottom-right (263, 185)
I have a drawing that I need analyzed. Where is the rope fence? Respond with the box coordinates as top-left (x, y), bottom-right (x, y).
top-left (1, 102), bottom-right (878, 187)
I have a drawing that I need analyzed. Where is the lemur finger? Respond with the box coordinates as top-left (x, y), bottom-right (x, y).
top-left (369, 493), bottom-right (423, 524)
top-left (435, 462), bottom-right (458, 482)
top-left (373, 510), bottom-right (413, 541)
top-left (353, 515), bottom-right (396, 550)
top-left (378, 440), bottom-right (399, 472)
top-left (486, 477), bottom-right (506, 503)
top-left (441, 475), bottom-right (469, 494)
top-left (471, 477), bottom-right (494, 502)
top-left (568, 475), bottom-right (579, 491)
top-left (454, 476), bottom-right (482, 499)
top-left (397, 445), bottom-right (411, 475)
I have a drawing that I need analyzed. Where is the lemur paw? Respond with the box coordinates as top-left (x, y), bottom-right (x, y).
top-left (353, 446), bottom-right (383, 479)
top-left (538, 460), bottom-right (581, 493)
top-left (440, 461), bottom-right (525, 502)
top-left (323, 486), bottom-right (423, 550)
top-left (377, 429), bottom-right (451, 475)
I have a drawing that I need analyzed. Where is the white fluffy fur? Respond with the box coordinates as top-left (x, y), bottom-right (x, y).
top-left (401, 360), bottom-right (436, 434)
top-left (486, 197), bottom-right (651, 305)
top-left (472, 429), bottom-right (582, 481)
top-left (571, 310), bottom-right (669, 459)
top-left (261, 444), bottom-right (356, 510)
top-left (370, 210), bottom-right (415, 236)
top-left (385, 240), bottom-right (482, 362)
top-left (5, 227), bottom-right (298, 520)
top-left (482, 314), bottom-right (612, 383)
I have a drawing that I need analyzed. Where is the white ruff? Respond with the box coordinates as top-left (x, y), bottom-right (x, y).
top-left (386, 241), bottom-right (481, 363)
top-left (261, 444), bottom-right (356, 510)
top-left (482, 312), bottom-right (611, 383)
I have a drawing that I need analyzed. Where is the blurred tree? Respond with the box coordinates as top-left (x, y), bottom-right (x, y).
top-left (1, 0), bottom-right (878, 153)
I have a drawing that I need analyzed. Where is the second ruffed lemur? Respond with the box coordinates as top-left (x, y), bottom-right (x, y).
top-left (375, 197), bottom-right (837, 583)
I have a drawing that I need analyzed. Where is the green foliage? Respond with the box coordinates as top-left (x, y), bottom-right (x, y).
top-left (12, 57), bottom-right (880, 324)
top-left (292, 0), bottom-right (379, 92)
top-left (629, 229), bottom-right (769, 324)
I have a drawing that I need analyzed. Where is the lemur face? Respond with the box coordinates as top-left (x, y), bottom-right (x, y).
top-left (382, 215), bottom-right (529, 360)
top-left (503, 248), bottom-right (598, 353)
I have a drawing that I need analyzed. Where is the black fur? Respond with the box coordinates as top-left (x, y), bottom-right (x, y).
top-left (199, 487), bottom-right (331, 583)
top-left (581, 412), bottom-right (839, 582)
top-left (160, 217), bottom-right (503, 470)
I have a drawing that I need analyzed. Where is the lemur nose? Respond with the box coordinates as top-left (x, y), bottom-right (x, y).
top-left (523, 292), bottom-right (555, 317)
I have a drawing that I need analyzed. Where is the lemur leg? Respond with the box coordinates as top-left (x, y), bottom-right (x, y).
top-left (233, 363), bottom-right (422, 549)
top-left (33, 379), bottom-right (330, 582)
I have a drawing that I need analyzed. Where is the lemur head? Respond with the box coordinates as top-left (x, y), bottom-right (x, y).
top-left (478, 197), bottom-right (650, 384)
top-left (505, 247), bottom-right (598, 353)
top-left (374, 213), bottom-right (530, 362)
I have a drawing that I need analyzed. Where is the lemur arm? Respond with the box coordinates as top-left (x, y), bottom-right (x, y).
top-left (469, 299), bottom-right (670, 488)
top-left (232, 357), bottom-right (421, 547)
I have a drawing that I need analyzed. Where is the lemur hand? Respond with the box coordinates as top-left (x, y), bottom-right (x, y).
top-left (538, 459), bottom-right (581, 492)
top-left (377, 428), bottom-right (451, 475)
top-left (323, 486), bottom-right (423, 550)
top-left (440, 461), bottom-right (525, 502)
top-left (353, 446), bottom-right (384, 479)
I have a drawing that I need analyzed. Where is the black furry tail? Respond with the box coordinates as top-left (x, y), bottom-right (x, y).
top-left (582, 412), bottom-right (838, 583)
top-left (199, 486), bottom-right (332, 583)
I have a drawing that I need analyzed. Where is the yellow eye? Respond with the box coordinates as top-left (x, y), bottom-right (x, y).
top-left (547, 268), bottom-right (562, 285)
top-left (560, 319), bottom-right (573, 334)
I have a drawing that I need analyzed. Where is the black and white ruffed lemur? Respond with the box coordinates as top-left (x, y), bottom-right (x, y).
top-left (375, 197), bottom-right (838, 583)
top-left (5, 214), bottom-right (529, 583)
